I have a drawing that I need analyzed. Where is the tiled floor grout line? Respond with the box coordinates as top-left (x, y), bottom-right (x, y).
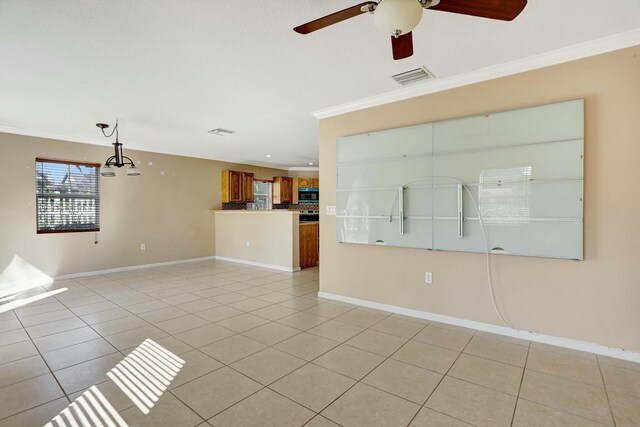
top-left (274, 312), bottom-right (432, 426)
top-left (99, 277), bottom-right (333, 422)
top-left (166, 303), bottom-right (365, 424)
top-left (166, 308), bottom-right (336, 423)
top-left (0, 396), bottom-right (70, 424)
top-left (2, 314), bottom-right (623, 424)
top-left (337, 316), bottom-right (429, 426)
top-left (514, 396), bottom-right (615, 426)
top-left (243, 311), bottom-right (396, 425)
top-left (40, 268), bottom-right (315, 350)
top-left (0, 281), bottom-right (324, 380)
top-left (52, 266), bottom-right (289, 420)
top-left (420, 338), bottom-right (615, 426)
top-left (4, 301), bottom-right (523, 397)
top-left (595, 353), bottom-right (616, 426)
top-left (0, 303), bottom-right (72, 423)
top-left (26, 274), bottom-right (218, 399)
top-left (405, 329), bottom-right (480, 427)
top-left (509, 340), bottom-right (531, 426)
top-left (1, 263), bottom-right (631, 426)
top-left (51, 268), bottom-right (296, 424)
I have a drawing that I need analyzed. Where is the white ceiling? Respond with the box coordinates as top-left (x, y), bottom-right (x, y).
top-left (0, 1), bottom-right (638, 168)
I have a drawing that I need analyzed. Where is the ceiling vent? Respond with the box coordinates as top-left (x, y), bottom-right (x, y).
top-left (392, 67), bottom-right (435, 86)
top-left (208, 128), bottom-right (235, 136)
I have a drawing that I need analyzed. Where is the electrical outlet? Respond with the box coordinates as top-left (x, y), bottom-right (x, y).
top-left (246, 241), bottom-right (250, 247)
top-left (425, 272), bottom-right (432, 284)
top-left (140, 243), bottom-right (146, 251)
top-left (326, 205), bottom-right (336, 216)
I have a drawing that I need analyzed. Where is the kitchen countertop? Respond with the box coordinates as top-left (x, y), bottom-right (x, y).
top-left (300, 221), bottom-right (319, 225)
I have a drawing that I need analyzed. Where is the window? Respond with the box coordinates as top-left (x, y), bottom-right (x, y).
top-left (250, 180), bottom-right (272, 210)
top-left (35, 158), bottom-right (100, 233)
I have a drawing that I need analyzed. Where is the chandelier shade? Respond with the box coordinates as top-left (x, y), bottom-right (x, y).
top-left (96, 120), bottom-right (140, 177)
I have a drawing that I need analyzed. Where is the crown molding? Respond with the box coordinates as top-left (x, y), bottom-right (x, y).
top-left (312, 28), bottom-right (640, 119)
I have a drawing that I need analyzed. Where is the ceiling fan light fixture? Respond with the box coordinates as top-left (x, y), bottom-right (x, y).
top-left (374, 0), bottom-right (423, 36)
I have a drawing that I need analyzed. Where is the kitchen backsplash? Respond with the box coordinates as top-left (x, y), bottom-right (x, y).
top-left (295, 203), bottom-right (320, 210)
top-left (221, 203), bottom-right (248, 210)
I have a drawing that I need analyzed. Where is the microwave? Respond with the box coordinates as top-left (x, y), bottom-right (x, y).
top-left (298, 188), bottom-right (319, 203)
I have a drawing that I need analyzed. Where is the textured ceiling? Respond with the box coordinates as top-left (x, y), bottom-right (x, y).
top-left (0, 0), bottom-right (638, 168)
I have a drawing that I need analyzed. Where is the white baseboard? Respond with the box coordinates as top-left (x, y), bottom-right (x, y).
top-left (54, 255), bottom-right (300, 281)
top-left (318, 292), bottom-right (640, 363)
top-left (54, 256), bottom-right (217, 280)
top-left (213, 256), bottom-right (300, 273)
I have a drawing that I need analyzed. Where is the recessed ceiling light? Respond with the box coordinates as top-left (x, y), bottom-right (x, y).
top-left (308, 162), bottom-right (314, 165)
top-left (207, 128), bottom-right (235, 136)
top-left (266, 154), bottom-right (272, 158)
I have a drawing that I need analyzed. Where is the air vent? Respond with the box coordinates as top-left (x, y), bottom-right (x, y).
top-left (207, 128), bottom-right (235, 136)
top-left (392, 67), bottom-right (435, 86)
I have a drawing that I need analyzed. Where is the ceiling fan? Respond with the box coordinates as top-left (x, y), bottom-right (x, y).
top-left (294, 0), bottom-right (527, 60)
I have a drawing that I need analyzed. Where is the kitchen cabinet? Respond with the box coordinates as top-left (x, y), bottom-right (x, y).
top-left (273, 176), bottom-right (293, 204)
top-left (298, 178), bottom-right (311, 188)
top-left (299, 223), bottom-right (319, 269)
top-left (292, 178), bottom-right (299, 204)
top-left (241, 173), bottom-right (254, 202)
top-left (297, 177), bottom-right (319, 189)
top-left (222, 170), bottom-right (254, 203)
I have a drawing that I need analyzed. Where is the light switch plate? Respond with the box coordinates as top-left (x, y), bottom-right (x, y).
top-left (326, 205), bottom-right (336, 216)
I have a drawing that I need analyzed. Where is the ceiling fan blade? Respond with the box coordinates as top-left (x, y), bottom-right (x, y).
top-left (391, 32), bottom-right (413, 60)
top-left (429, 0), bottom-right (527, 21)
top-left (294, 2), bottom-right (377, 34)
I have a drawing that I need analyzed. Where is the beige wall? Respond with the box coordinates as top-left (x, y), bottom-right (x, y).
top-left (0, 133), bottom-right (287, 276)
top-left (319, 46), bottom-right (640, 352)
top-left (214, 211), bottom-right (300, 271)
top-left (288, 170), bottom-right (319, 179)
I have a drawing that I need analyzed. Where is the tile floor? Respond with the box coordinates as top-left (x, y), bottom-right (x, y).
top-left (0, 260), bottom-right (638, 426)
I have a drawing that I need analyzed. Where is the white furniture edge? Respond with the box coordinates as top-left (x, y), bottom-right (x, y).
top-left (213, 256), bottom-right (300, 272)
top-left (313, 28), bottom-right (640, 119)
top-left (318, 291), bottom-right (640, 363)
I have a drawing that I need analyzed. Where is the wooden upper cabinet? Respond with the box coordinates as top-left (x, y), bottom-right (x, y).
top-left (273, 176), bottom-right (294, 205)
top-left (292, 178), bottom-right (299, 204)
top-left (295, 177), bottom-right (319, 189)
top-left (222, 170), bottom-right (254, 203)
top-left (241, 172), bottom-right (254, 202)
top-left (298, 178), bottom-right (310, 189)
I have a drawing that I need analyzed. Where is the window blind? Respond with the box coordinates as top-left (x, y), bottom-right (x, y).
top-left (35, 158), bottom-right (100, 233)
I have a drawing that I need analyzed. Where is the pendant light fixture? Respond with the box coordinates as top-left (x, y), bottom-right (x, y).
top-left (96, 119), bottom-right (140, 177)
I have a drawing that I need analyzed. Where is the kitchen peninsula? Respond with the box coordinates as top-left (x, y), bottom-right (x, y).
top-left (214, 170), bottom-right (319, 272)
top-left (214, 210), bottom-right (301, 271)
